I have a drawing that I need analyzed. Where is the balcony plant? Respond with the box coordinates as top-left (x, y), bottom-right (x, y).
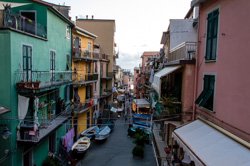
top-left (33, 81), bottom-right (41, 89)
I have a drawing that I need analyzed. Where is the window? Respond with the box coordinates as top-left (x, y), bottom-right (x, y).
top-left (50, 51), bottom-right (56, 81)
top-left (88, 42), bottom-right (92, 51)
top-left (205, 9), bottom-right (219, 61)
top-left (195, 75), bottom-right (215, 111)
top-left (94, 83), bottom-right (97, 92)
top-left (66, 54), bottom-right (71, 70)
top-left (20, 11), bottom-right (36, 35)
top-left (23, 45), bottom-right (32, 82)
top-left (66, 26), bottom-right (70, 39)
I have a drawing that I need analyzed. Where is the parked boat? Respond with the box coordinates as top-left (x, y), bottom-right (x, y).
top-left (80, 126), bottom-right (99, 139)
top-left (94, 126), bottom-right (111, 141)
top-left (71, 137), bottom-right (91, 158)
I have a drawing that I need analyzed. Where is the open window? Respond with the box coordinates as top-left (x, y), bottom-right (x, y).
top-left (195, 75), bottom-right (215, 111)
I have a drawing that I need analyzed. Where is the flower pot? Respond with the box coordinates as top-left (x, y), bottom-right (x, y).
top-left (17, 82), bottom-right (25, 89)
top-left (33, 81), bottom-right (40, 89)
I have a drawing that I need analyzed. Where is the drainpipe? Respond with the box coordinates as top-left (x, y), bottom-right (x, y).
top-left (192, 5), bottom-right (201, 121)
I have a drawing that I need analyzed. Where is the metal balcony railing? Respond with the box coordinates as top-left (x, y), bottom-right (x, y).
top-left (73, 98), bottom-right (94, 113)
top-left (101, 54), bottom-right (109, 61)
top-left (1, 9), bottom-right (47, 38)
top-left (73, 48), bottom-right (98, 60)
top-left (16, 71), bottom-right (74, 90)
top-left (169, 42), bottom-right (197, 62)
top-left (17, 109), bottom-right (70, 143)
top-left (73, 73), bottom-right (98, 85)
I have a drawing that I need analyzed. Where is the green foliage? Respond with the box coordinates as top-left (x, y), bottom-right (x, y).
top-left (132, 145), bottom-right (144, 158)
top-left (133, 128), bottom-right (147, 146)
top-left (42, 157), bottom-right (60, 166)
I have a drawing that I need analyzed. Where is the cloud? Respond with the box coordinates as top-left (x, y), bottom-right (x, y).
top-left (116, 52), bottom-right (141, 72)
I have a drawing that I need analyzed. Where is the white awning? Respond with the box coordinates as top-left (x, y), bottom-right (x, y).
top-left (173, 119), bottom-right (250, 166)
top-left (152, 65), bottom-right (181, 96)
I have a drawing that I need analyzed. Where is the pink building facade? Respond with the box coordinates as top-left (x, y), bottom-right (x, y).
top-left (170, 0), bottom-right (250, 165)
top-left (195, 0), bottom-right (250, 142)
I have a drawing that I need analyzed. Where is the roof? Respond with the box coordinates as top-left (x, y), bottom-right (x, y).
top-left (160, 31), bottom-right (169, 44)
top-left (77, 18), bottom-right (115, 22)
top-left (142, 51), bottom-right (159, 56)
top-left (74, 26), bottom-right (97, 39)
top-left (32, 0), bottom-right (74, 26)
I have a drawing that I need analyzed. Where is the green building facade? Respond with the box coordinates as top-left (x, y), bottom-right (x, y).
top-left (0, 1), bottom-right (74, 165)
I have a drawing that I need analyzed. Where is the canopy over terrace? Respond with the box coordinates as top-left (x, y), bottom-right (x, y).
top-left (132, 99), bottom-right (151, 114)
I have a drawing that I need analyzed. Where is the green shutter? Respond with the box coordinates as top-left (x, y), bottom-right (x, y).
top-left (206, 9), bottom-right (219, 60)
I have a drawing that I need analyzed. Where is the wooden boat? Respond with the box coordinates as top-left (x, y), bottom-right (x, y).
top-left (80, 126), bottom-right (99, 139)
top-left (94, 126), bottom-right (111, 141)
top-left (71, 137), bottom-right (91, 158)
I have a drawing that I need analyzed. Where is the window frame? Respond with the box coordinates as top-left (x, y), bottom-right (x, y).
top-left (22, 45), bottom-right (33, 82)
top-left (50, 50), bottom-right (56, 81)
top-left (205, 9), bottom-right (219, 61)
top-left (195, 75), bottom-right (215, 111)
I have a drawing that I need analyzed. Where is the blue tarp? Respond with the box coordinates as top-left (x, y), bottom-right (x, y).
top-left (132, 113), bottom-right (152, 127)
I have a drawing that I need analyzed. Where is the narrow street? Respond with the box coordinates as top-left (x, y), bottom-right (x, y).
top-left (76, 117), bottom-right (157, 166)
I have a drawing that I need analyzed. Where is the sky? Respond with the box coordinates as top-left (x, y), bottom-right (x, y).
top-left (46, 0), bottom-right (191, 71)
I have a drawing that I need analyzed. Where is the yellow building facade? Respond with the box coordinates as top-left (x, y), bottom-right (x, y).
top-left (72, 26), bottom-right (98, 136)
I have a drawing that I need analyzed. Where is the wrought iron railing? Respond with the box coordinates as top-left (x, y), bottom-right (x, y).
top-left (73, 48), bottom-right (99, 60)
top-left (169, 42), bottom-right (197, 62)
top-left (15, 71), bottom-right (74, 89)
top-left (73, 98), bottom-right (94, 113)
top-left (73, 73), bottom-right (98, 83)
top-left (1, 9), bottom-right (47, 38)
top-left (17, 109), bottom-right (70, 143)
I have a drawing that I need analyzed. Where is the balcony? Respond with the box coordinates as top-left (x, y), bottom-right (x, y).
top-left (168, 42), bottom-right (197, 64)
top-left (16, 71), bottom-right (74, 92)
top-left (17, 111), bottom-right (69, 143)
top-left (73, 73), bottom-right (98, 86)
top-left (99, 89), bottom-right (112, 99)
top-left (73, 98), bottom-right (95, 114)
top-left (101, 72), bottom-right (113, 80)
top-left (73, 49), bottom-right (98, 62)
top-left (0, 9), bottom-right (47, 39)
top-left (100, 54), bottom-right (110, 62)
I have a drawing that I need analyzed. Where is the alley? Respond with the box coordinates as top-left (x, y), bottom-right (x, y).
top-left (76, 117), bottom-right (157, 166)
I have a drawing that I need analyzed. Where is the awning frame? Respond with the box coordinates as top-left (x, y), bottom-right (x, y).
top-left (152, 65), bottom-right (181, 97)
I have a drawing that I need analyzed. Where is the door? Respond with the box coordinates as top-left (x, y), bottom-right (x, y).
top-left (23, 148), bottom-right (33, 166)
top-left (74, 37), bottom-right (80, 57)
top-left (23, 45), bottom-right (32, 82)
top-left (49, 132), bottom-right (56, 153)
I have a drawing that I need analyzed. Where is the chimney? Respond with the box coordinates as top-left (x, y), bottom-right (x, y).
top-left (86, 15), bottom-right (88, 19)
top-left (92, 15), bottom-right (94, 19)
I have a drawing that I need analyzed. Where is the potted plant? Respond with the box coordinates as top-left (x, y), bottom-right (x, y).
top-left (132, 145), bottom-right (144, 158)
top-left (33, 80), bottom-right (40, 89)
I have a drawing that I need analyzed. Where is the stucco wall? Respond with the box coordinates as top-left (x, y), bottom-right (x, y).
top-left (196, 0), bottom-right (250, 140)
top-left (169, 19), bottom-right (197, 51)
